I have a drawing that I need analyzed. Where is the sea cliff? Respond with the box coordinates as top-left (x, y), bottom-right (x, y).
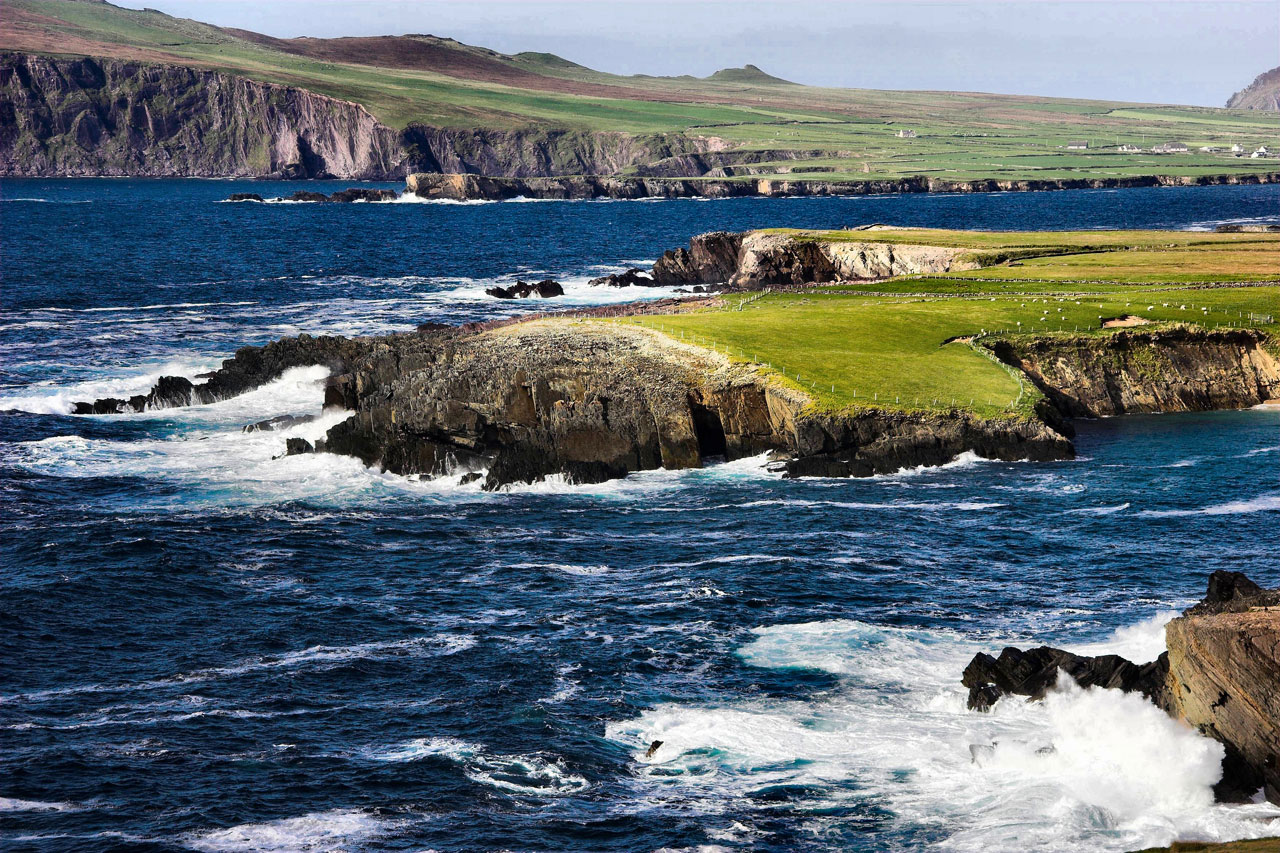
top-left (965, 572), bottom-right (1280, 804)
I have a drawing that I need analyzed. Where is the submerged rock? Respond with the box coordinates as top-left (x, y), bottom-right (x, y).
top-left (243, 414), bottom-right (316, 433)
top-left (963, 571), bottom-right (1280, 803)
top-left (589, 268), bottom-right (658, 288)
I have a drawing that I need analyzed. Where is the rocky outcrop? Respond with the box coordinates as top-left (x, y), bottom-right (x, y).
top-left (72, 334), bottom-right (367, 414)
top-left (321, 321), bottom-right (802, 488)
top-left (989, 327), bottom-right (1280, 417)
top-left (0, 52), bottom-right (405, 178)
top-left (964, 572), bottom-right (1280, 804)
top-left (485, 279), bottom-right (564, 299)
top-left (1226, 66), bottom-right (1280, 111)
top-left (648, 230), bottom-right (976, 288)
top-left (651, 232), bottom-right (745, 285)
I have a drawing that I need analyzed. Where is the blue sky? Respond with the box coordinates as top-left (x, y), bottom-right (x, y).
top-left (115, 1), bottom-right (1279, 107)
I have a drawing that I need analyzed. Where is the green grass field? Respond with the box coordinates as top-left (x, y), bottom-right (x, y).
top-left (620, 230), bottom-right (1280, 418)
top-left (5, 0), bottom-right (1278, 183)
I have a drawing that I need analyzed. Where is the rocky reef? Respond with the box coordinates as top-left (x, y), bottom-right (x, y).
top-left (964, 571), bottom-right (1280, 803)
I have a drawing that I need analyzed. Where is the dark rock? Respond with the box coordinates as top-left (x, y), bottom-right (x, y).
top-left (284, 437), bottom-right (314, 455)
top-left (652, 231), bottom-right (744, 285)
top-left (457, 472), bottom-right (483, 486)
top-left (228, 192), bottom-right (264, 202)
top-left (589, 268), bottom-right (657, 287)
top-left (242, 414), bottom-right (316, 433)
top-left (645, 740), bottom-right (664, 758)
top-left (74, 334), bottom-right (369, 415)
top-left (961, 646), bottom-right (1169, 711)
top-left (485, 279), bottom-right (563, 299)
top-left (326, 188), bottom-right (399, 203)
top-left (288, 190), bottom-right (331, 203)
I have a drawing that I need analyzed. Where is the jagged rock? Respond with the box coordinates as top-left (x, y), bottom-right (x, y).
top-left (228, 192), bottom-right (264, 202)
top-left (589, 268), bottom-right (657, 287)
top-left (242, 414), bottom-right (316, 433)
top-left (964, 571), bottom-right (1280, 804)
top-left (962, 646), bottom-right (1169, 711)
top-left (651, 232), bottom-right (744, 285)
top-left (288, 190), bottom-right (331, 203)
top-left (284, 437), bottom-right (314, 455)
top-left (457, 472), bottom-right (483, 486)
top-left (485, 279), bottom-right (563, 299)
top-left (74, 334), bottom-right (369, 414)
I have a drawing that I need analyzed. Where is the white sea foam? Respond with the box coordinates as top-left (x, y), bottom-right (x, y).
top-left (1065, 502), bottom-right (1131, 515)
top-left (607, 615), bottom-right (1280, 851)
top-left (186, 809), bottom-right (387, 852)
top-left (1141, 494), bottom-right (1280, 518)
top-left (0, 357), bottom-right (222, 414)
top-left (366, 738), bottom-right (588, 795)
top-left (2, 635), bottom-right (474, 704)
top-left (0, 797), bottom-right (78, 812)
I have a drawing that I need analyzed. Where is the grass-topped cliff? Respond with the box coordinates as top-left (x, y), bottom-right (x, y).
top-left (623, 229), bottom-right (1280, 418)
top-left (3, 0), bottom-right (1279, 180)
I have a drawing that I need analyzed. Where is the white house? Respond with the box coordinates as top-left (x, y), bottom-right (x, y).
top-left (1066, 140), bottom-right (1088, 150)
top-left (1251, 145), bottom-right (1271, 159)
top-left (1231, 143), bottom-right (1245, 154)
top-left (896, 129), bottom-right (917, 138)
top-left (1151, 141), bottom-right (1188, 154)
top-left (1117, 144), bottom-right (1143, 152)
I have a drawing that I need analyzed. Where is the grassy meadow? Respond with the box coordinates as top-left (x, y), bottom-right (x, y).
top-left (619, 230), bottom-right (1280, 418)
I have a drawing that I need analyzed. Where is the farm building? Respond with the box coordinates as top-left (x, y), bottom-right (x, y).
top-left (1150, 141), bottom-right (1188, 153)
top-left (1066, 141), bottom-right (1088, 150)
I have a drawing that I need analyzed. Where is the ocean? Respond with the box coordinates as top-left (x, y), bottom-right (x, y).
top-left (2, 180), bottom-right (1278, 852)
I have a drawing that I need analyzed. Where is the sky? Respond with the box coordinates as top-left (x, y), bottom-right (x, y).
top-left (114, 1), bottom-right (1279, 107)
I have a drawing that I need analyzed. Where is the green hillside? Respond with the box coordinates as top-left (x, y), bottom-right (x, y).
top-left (3, 0), bottom-right (1278, 182)
top-left (624, 230), bottom-right (1280, 417)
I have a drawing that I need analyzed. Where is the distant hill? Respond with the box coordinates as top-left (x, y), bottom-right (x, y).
top-left (1227, 66), bottom-right (1280, 110)
top-left (1, 0), bottom-right (1277, 180)
top-left (706, 64), bottom-right (793, 85)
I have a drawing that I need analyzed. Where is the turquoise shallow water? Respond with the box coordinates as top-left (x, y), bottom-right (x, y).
top-left (2, 181), bottom-right (1279, 852)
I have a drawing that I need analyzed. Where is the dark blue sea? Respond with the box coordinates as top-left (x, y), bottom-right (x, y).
top-left (2, 180), bottom-right (1279, 852)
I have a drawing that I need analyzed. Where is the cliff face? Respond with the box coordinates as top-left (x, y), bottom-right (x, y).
top-left (991, 328), bottom-right (1280, 417)
top-left (1165, 574), bottom-right (1280, 802)
top-left (0, 52), bottom-right (405, 178)
top-left (405, 171), bottom-right (1280, 201)
top-left (649, 231), bottom-right (976, 288)
top-left (1227, 66), bottom-right (1280, 111)
top-left (0, 52), bottom-right (717, 178)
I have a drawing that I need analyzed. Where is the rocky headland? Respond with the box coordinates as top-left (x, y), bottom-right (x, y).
top-left (69, 228), bottom-right (1280, 487)
top-left (964, 572), bottom-right (1280, 804)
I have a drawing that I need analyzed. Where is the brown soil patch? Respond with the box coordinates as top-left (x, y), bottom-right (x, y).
top-left (1102, 315), bottom-right (1152, 328)
top-left (225, 31), bottom-right (711, 104)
